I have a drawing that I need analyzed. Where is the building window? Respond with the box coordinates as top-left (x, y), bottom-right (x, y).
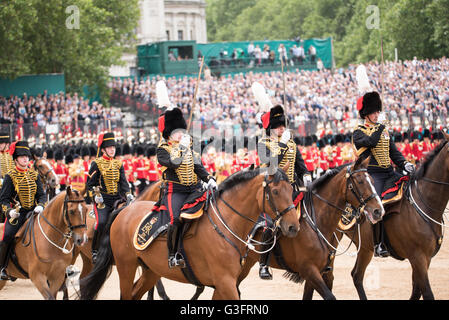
top-left (178, 30), bottom-right (183, 40)
top-left (166, 30), bottom-right (170, 40)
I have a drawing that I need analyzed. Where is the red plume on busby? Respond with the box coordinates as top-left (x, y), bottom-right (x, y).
top-left (9, 141), bottom-right (16, 157)
top-left (158, 115), bottom-right (165, 133)
top-left (261, 112), bottom-right (271, 129)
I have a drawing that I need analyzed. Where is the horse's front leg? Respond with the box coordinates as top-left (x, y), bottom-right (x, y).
top-left (30, 272), bottom-right (55, 300)
top-left (409, 253), bottom-right (434, 300)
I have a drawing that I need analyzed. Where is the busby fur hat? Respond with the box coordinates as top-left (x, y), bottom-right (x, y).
top-left (357, 91), bottom-right (382, 119)
top-left (0, 131), bottom-right (10, 144)
top-left (10, 141), bottom-right (32, 159)
top-left (159, 108), bottom-right (187, 140)
top-left (262, 105), bottom-right (286, 134)
top-left (97, 132), bottom-right (116, 157)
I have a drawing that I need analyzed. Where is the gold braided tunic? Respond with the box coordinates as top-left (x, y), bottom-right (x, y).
top-left (352, 123), bottom-right (406, 172)
top-left (0, 166), bottom-right (46, 213)
top-left (157, 140), bottom-right (211, 187)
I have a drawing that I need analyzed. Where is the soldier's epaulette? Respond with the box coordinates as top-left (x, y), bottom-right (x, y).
top-left (158, 142), bottom-right (171, 153)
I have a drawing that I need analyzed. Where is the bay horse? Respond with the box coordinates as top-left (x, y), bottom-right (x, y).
top-left (316, 132), bottom-right (449, 300)
top-left (0, 187), bottom-right (88, 299)
top-left (80, 165), bottom-right (300, 300)
top-left (234, 156), bottom-right (384, 300)
top-left (34, 156), bottom-right (59, 201)
top-left (173, 156), bottom-right (385, 300)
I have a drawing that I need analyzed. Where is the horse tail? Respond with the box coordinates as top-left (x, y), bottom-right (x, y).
top-left (79, 206), bottom-right (126, 300)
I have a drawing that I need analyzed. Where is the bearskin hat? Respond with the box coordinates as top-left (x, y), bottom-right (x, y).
top-left (158, 108), bottom-right (187, 140)
top-left (261, 105), bottom-right (286, 134)
top-left (357, 91), bottom-right (382, 119)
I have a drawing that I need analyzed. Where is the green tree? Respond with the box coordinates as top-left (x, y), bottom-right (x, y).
top-left (0, 0), bottom-right (139, 104)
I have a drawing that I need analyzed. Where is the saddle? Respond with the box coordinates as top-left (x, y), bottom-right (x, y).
top-left (381, 174), bottom-right (409, 206)
top-left (133, 206), bottom-right (201, 251)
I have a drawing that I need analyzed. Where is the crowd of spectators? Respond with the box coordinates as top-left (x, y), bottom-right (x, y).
top-left (0, 91), bottom-right (125, 140)
top-left (110, 56), bottom-right (449, 137)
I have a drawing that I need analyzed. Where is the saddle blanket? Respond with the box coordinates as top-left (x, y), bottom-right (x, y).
top-left (133, 210), bottom-right (170, 251)
top-left (381, 175), bottom-right (409, 205)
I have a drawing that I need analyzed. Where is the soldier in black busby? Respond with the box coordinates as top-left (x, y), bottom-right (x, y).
top-left (257, 104), bottom-right (311, 280)
top-left (352, 91), bottom-right (415, 257)
top-left (0, 141), bottom-right (46, 280)
top-left (156, 107), bottom-right (216, 268)
top-left (86, 132), bottom-right (134, 263)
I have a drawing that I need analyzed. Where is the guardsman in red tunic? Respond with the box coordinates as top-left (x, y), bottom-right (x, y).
top-left (422, 129), bottom-right (432, 159)
top-left (317, 139), bottom-right (329, 177)
top-left (410, 131), bottom-right (423, 165)
top-left (122, 143), bottom-right (135, 194)
top-left (133, 146), bottom-right (148, 195)
top-left (146, 145), bottom-right (159, 186)
top-left (54, 149), bottom-right (68, 191)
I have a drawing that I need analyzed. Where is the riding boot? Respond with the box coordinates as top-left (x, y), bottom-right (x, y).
top-left (0, 242), bottom-right (11, 281)
top-left (167, 220), bottom-right (185, 268)
top-left (258, 230), bottom-right (273, 280)
top-left (91, 229), bottom-right (101, 264)
top-left (373, 221), bottom-right (389, 258)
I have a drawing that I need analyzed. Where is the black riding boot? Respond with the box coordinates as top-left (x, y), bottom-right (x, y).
top-left (258, 230), bottom-right (273, 280)
top-left (0, 242), bottom-right (11, 280)
top-left (373, 221), bottom-right (389, 258)
top-left (167, 220), bottom-right (186, 269)
top-left (91, 229), bottom-right (101, 264)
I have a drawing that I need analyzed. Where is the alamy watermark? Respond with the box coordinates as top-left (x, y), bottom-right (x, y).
top-left (66, 5), bottom-right (80, 30)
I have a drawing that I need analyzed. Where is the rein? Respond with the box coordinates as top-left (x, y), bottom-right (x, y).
top-left (303, 166), bottom-right (376, 256)
top-left (207, 172), bottom-right (294, 261)
top-left (22, 193), bottom-right (86, 262)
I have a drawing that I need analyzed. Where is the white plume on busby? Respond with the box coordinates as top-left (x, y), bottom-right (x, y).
top-left (356, 65), bottom-right (372, 94)
top-left (251, 82), bottom-right (273, 112)
top-left (156, 80), bottom-right (173, 110)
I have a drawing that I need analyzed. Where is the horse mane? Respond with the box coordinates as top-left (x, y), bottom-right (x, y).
top-left (309, 163), bottom-right (350, 190)
top-left (218, 167), bottom-right (289, 195)
top-left (413, 140), bottom-right (448, 180)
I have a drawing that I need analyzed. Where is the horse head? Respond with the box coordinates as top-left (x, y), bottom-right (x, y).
top-left (63, 186), bottom-right (89, 247)
top-left (263, 162), bottom-right (300, 238)
top-left (347, 156), bottom-right (385, 224)
top-left (34, 155), bottom-right (59, 188)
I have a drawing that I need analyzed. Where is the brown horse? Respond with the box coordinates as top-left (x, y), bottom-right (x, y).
top-left (80, 165), bottom-right (300, 300)
top-left (34, 156), bottom-right (59, 200)
top-left (315, 133), bottom-right (449, 300)
top-left (233, 157), bottom-right (384, 300)
top-left (0, 187), bottom-right (88, 299)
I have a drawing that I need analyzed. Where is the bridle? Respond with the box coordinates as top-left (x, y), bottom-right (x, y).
top-left (207, 171), bottom-right (296, 261)
top-left (23, 192), bottom-right (87, 262)
top-left (34, 158), bottom-right (57, 187)
top-left (312, 166), bottom-right (377, 216)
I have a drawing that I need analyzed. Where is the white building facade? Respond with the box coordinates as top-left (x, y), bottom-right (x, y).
top-left (110, 0), bottom-right (207, 77)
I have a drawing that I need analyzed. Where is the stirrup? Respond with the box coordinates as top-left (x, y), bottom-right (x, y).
top-left (374, 244), bottom-right (389, 258)
top-left (0, 268), bottom-right (11, 281)
top-left (168, 253), bottom-right (186, 269)
top-left (92, 250), bottom-right (98, 264)
top-left (259, 264), bottom-right (272, 280)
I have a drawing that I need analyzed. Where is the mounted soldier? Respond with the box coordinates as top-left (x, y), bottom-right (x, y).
top-left (352, 65), bottom-right (415, 257)
top-left (154, 80), bottom-right (216, 269)
top-left (252, 82), bottom-right (311, 280)
top-left (0, 141), bottom-right (46, 280)
top-left (86, 132), bottom-right (134, 263)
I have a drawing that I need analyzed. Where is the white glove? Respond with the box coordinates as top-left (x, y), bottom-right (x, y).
top-left (404, 162), bottom-right (415, 174)
top-left (303, 174), bottom-right (312, 187)
top-left (179, 134), bottom-right (191, 148)
top-left (280, 130), bottom-right (291, 144)
top-left (94, 194), bottom-right (104, 204)
top-left (126, 193), bottom-right (134, 202)
top-left (34, 205), bottom-right (44, 214)
top-left (9, 209), bottom-right (19, 220)
top-left (207, 178), bottom-right (218, 190)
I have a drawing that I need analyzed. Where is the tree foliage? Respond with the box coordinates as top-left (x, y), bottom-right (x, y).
top-left (0, 0), bottom-right (139, 103)
top-left (206, 0), bottom-right (448, 67)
